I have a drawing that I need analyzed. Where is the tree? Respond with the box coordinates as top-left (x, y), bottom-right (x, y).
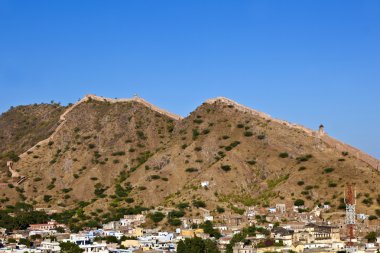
top-left (177, 202), bottom-right (190, 209)
top-left (169, 210), bottom-right (185, 218)
top-left (365, 231), bottom-right (377, 243)
top-left (200, 221), bottom-right (222, 239)
top-left (59, 241), bottom-right (84, 253)
top-left (294, 199), bottom-right (305, 206)
top-left (168, 218), bottom-right (182, 226)
top-left (193, 200), bottom-right (206, 208)
top-left (226, 232), bottom-right (246, 253)
top-left (56, 226), bottom-right (65, 233)
top-left (18, 238), bottom-right (31, 246)
top-left (149, 212), bottom-right (165, 223)
top-left (177, 237), bottom-right (219, 253)
top-left (0, 209), bottom-right (49, 231)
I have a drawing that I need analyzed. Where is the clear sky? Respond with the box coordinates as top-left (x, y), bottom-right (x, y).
top-left (0, 1), bottom-right (379, 159)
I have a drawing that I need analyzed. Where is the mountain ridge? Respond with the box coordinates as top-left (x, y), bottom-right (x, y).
top-left (1, 94), bottom-right (379, 220)
top-left (20, 94), bottom-right (378, 167)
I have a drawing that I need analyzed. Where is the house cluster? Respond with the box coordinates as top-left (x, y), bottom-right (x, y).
top-left (1, 204), bottom-right (380, 253)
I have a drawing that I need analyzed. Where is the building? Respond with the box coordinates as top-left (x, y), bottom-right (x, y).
top-left (122, 215), bottom-right (145, 225)
top-left (275, 204), bottom-right (286, 214)
top-left (232, 242), bottom-right (256, 253)
top-left (0, 228), bottom-right (6, 237)
top-left (292, 224), bottom-right (340, 244)
top-left (29, 220), bottom-right (65, 231)
top-left (37, 239), bottom-right (60, 252)
top-left (272, 227), bottom-right (294, 246)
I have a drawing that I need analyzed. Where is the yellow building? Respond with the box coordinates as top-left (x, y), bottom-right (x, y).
top-left (121, 239), bottom-right (140, 248)
top-left (129, 227), bottom-right (143, 237)
top-left (180, 229), bottom-right (204, 238)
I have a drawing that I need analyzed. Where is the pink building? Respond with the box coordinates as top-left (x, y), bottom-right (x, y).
top-left (29, 220), bottom-right (66, 231)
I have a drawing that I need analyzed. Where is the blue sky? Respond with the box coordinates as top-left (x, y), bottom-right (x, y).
top-left (0, 0), bottom-right (379, 159)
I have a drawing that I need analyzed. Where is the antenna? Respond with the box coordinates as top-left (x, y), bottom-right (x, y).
top-left (344, 183), bottom-right (356, 253)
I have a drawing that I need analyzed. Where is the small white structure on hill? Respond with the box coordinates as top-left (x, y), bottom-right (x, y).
top-left (201, 181), bottom-right (209, 188)
top-left (276, 204), bottom-right (286, 213)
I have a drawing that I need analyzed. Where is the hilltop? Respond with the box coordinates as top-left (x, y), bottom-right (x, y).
top-left (1, 95), bottom-right (379, 223)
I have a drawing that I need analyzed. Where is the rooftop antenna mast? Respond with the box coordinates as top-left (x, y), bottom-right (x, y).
top-left (344, 183), bottom-right (356, 253)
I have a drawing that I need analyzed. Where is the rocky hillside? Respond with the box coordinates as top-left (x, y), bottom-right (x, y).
top-left (0, 103), bottom-right (65, 171)
top-left (1, 95), bottom-right (379, 219)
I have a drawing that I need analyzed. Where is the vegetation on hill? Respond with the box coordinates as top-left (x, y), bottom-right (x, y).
top-left (0, 96), bottom-right (379, 218)
top-left (0, 102), bottom-right (65, 171)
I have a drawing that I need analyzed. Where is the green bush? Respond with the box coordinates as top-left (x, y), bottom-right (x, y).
top-left (150, 175), bottom-right (161, 180)
top-left (185, 168), bottom-right (198, 173)
top-left (279, 152), bottom-right (289, 158)
top-left (362, 197), bottom-right (373, 206)
top-left (169, 210), bottom-right (185, 218)
top-left (221, 165), bottom-right (231, 172)
top-left (246, 159), bottom-right (256, 165)
top-left (193, 200), bottom-right (206, 208)
top-left (125, 198), bottom-right (134, 203)
top-left (257, 134), bottom-right (266, 140)
top-left (244, 131), bottom-right (253, 137)
top-left (149, 212), bottom-right (165, 223)
top-left (305, 185), bottom-right (313, 190)
top-left (296, 154), bottom-right (313, 162)
top-left (43, 195), bottom-right (52, 203)
top-left (192, 129), bottom-right (200, 140)
top-left (136, 131), bottom-right (147, 140)
top-left (112, 151), bottom-right (126, 156)
top-left (202, 129), bottom-right (210, 134)
top-left (177, 202), bottom-right (189, 209)
top-left (324, 167), bottom-right (334, 173)
top-left (294, 199), bottom-right (304, 206)
top-left (168, 218), bottom-right (182, 226)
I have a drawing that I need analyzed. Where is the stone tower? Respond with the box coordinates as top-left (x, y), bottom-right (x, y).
top-left (318, 124), bottom-right (325, 137)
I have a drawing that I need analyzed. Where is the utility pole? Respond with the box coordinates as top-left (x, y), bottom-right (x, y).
top-left (345, 183), bottom-right (356, 253)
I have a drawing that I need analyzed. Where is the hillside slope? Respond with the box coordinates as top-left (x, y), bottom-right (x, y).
top-left (0, 103), bottom-right (65, 171)
top-left (1, 95), bottom-right (379, 220)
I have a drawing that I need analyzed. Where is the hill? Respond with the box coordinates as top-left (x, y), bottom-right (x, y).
top-left (0, 103), bottom-right (65, 171)
top-left (1, 95), bottom-right (379, 222)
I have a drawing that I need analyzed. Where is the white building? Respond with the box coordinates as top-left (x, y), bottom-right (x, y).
top-left (201, 181), bottom-right (209, 188)
top-left (38, 239), bottom-right (60, 252)
top-left (276, 204), bottom-right (286, 213)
